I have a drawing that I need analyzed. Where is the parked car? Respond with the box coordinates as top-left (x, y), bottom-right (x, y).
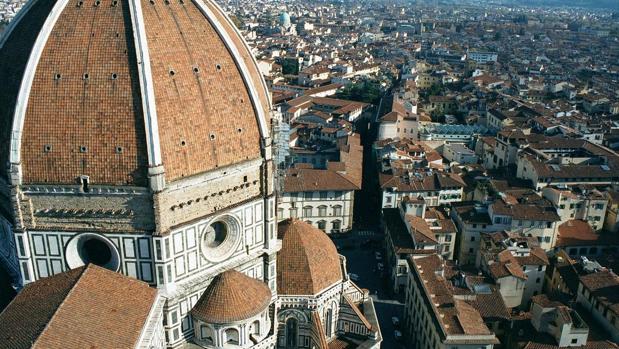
top-left (392, 316), bottom-right (400, 327)
top-left (377, 263), bottom-right (384, 271)
top-left (375, 252), bottom-right (382, 260)
top-left (348, 273), bottom-right (360, 282)
top-left (394, 330), bottom-right (402, 341)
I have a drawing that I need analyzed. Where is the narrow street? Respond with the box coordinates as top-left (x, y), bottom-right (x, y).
top-left (344, 94), bottom-right (408, 348)
top-left (333, 230), bottom-right (405, 349)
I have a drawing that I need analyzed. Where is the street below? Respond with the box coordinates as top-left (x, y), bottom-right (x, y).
top-left (332, 230), bottom-right (406, 349)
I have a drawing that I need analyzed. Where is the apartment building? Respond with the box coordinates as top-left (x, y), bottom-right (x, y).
top-left (477, 231), bottom-right (549, 308)
top-left (542, 187), bottom-right (607, 231)
top-left (403, 254), bottom-right (500, 349)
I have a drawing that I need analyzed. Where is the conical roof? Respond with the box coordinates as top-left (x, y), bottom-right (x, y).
top-left (277, 219), bottom-right (343, 295)
top-left (191, 270), bottom-right (271, 324)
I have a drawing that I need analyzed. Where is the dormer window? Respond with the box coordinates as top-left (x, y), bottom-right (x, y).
top-left (80, 175), bottom-right (90, 193)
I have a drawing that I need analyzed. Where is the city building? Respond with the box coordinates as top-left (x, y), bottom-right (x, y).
top-left (466, 51), bottom-right (498, 64)
top-left (541, 187), bottom-right (607, 231)
top-left (453, 194), bottom-right (561, 264)
top-left (380, 170), bottom-right (465, 209)
top-left (277, 134), bottom-right (362, 233)
top-left (283, 95), bottom-right (368, 123)
top-left (516, 140), bottom-right (619, 190)
top-left (382, 198), bottom-right (457, 293)
top-left (403, 254), bottom-right (501, 349)
top-left (477, 231), bottom-right (549, 308)
top-left (576, 270), bottom-right (619, 343)
top-left (443, 143), bottom-right (479, 164)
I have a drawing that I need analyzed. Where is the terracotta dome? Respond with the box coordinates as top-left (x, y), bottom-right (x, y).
top-left (0, 0), bottom-right (270, 186)
top-left (277, 219), bottom-right (343, 295)
top-left (191, 269), bottom-right (271, 324)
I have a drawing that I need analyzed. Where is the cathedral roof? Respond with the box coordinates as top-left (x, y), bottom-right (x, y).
top-left (191, 269), bottom-right (271, 324)
top-left (0, 264), bottom-right (157, 349)
top-left (0, 0), bottom-right (270, 186)
top-left (277, 219), bottom-right (343, 295)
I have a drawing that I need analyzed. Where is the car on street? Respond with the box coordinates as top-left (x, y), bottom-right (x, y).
top-left (348, 273), bottom-right (360, 282)
top-left (377, 262), bottom-right (384, 271)
top-left (392, 316), bottom-right (399, 327)
top-left (394, 330), bottom-right (402, 341)
top-left (375, 252), bottom-right (382, 260)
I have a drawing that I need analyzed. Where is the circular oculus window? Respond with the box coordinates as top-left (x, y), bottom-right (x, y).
top-left (64, 233), bottom-right (121, 271)
top-left (200, 215), bottom-right (241, 262)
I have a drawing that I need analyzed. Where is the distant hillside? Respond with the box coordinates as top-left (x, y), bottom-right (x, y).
top-left (503, 0), bottom-right (619, 10)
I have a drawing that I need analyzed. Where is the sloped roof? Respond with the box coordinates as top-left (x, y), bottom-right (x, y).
top-left (0, 264), bottom-right (157, 349)
top-left (277, 219), bottom-right (342, 295)
top-left (191, 269), bottom-right (271, 324)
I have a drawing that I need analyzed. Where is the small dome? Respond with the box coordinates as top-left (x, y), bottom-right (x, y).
top-left (192, 270), bottom-right (271, 324)
top-left (277, 219), bottom-right (342, 295)
top-left (279, 12), bottom-right (291, 28)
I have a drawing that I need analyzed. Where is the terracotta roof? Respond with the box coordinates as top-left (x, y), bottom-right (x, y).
top-left (283, 134), bottom-right (362, 192)
top-left (557, 220), bottom-right (619, 247)
top-left (379, 111), bottom-right (400, 122)
top-left (0, 264), bottom-right (157, 349)
top-left (579, 270), bottom-right (619, 316)
top-left (491, 198), bottom-right (560, 222)
top-left (405, 215), bottom-right (438, 245)
top-left (379, 171), bottom-right (465, 192)
top-left (191, 270), bottom-right (271, 324)
top-left (523, 341), bottom-right (618, 349)
top-left (531, 294), bottom-right (567, 309)
top-left (452, 202), bottom-right (492, 224)
top-left (409, 255), bottom-right (498, 343)
top-left (455, 299), bottom-right (494, 335)
top-left (516, 247), bottom-right (550, 266)
top-left (0, 0), bottom-right (269, 184)
top-left (489, 250), bottom-right (527, 280)
top-left (0, 0), bottom-right (57, 183)
top-left (277, 219), bottom-right (342, 295)
top-left (283, 168), bottom-right (359, 192)
top-left (328, 338), bottom-right (357, 349)
top-left (466, 291), bottom-right (511, 321)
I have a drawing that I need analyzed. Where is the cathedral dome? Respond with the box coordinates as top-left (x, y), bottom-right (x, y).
top-left (0, 0), bottom-right (270, 186)
top-left (279, 12), bottom-right (291, 28)
top-left (191, 269), bottom-right (271, 324)
top-left (277, 219), bottom-right (343, 295)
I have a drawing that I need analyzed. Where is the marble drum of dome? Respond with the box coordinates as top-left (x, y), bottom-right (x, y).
top-left (200, 215), bottom-right (242, 262)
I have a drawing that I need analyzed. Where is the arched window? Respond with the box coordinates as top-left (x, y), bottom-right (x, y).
top-left (332, 220), bottom-right (341, 232)
top-left (286, 318), bottom-right (298, 348)
top-left (200, 325), bottom-right (214, 345)
top-left (225, 328), bottom-right (239, 345)
top-left (325, 308), bottom-right (333, 337)
top-left (303, 206), bottom-right (313, 217)
top-left (318, 205), bottom-right (327, 216)
top-left (332, 205), bottom-right (342, 216)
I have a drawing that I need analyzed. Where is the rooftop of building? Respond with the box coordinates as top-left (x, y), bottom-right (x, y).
top-left (407, 254), bottom-right (501, 344)
top-left (0, 264), bottom-right (158, 349)
top-left (277, 219), bottom-right (343, 296)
